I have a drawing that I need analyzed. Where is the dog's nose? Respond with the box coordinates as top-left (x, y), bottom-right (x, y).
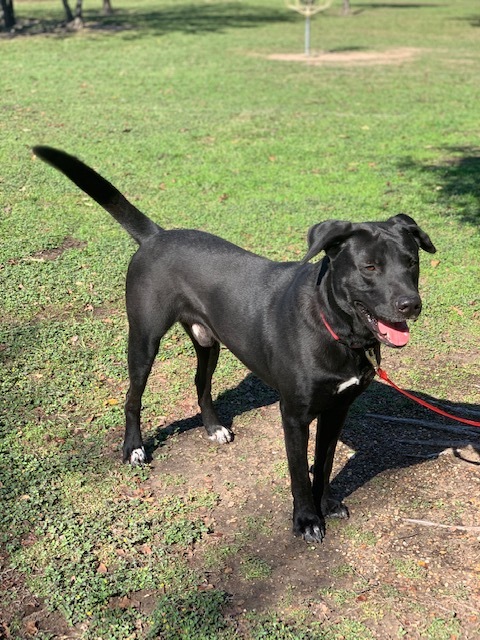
top-left (396, 295), bottom-right (422, 318)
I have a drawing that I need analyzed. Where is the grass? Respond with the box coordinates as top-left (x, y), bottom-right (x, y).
top-left (1, 0), bottom-right (480, 638)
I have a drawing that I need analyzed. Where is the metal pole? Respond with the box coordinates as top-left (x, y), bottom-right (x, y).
top-left (305, 14), bottom-right (310, 56)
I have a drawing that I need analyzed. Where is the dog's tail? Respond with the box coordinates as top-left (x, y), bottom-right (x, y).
top-left (33, 146), bottom-right (162, 245)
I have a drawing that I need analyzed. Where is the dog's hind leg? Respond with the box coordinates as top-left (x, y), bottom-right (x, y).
top-left (183, 325), bottom-right (233, 444)
top-left (123, 328), bottom-right (162, 465)
top-left (313, 407), bottom-right (350, 519)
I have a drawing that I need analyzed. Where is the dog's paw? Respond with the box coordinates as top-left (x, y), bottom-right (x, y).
top-left (322, 498), bottom-right (349, 519)
top-left (326, 503), bottom-right (349, 519)
top-left (208, 426), bottom-right (233, 444)
top-left (129, 447), bottom-right (147, 466)
top-left (294, 513), bottom-right (326, 543)
top-left (303, 524), bottom-right (325, 543)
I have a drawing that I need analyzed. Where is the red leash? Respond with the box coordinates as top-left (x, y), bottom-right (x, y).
top-left (364, 349), bottom-right (480, 428)
top-left (320, 313), bottom-right (480, 428)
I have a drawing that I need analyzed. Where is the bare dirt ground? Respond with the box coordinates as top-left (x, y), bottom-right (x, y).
top-left (265, 48), bottom-right (423, 66)
top-left (143, 349), bottom-right (480, 639)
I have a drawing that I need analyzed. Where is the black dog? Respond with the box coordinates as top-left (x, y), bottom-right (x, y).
top-left (33, 146), bottom-right (436, 542)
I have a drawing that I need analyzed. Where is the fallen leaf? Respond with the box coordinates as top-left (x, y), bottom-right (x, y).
top-left (119, 595), bottom-right (132, 609)
top-left (97, 562), bottom-right (108, 574)
top-left (139, 544), bottom-right (152, 555)
top-left (23, 620), bottom-right (38, 636)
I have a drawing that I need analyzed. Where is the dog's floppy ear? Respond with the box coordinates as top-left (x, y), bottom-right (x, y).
top-left (301, 220), bottom-right (354, 263)
top-left (389, 214), bottom-right (436, 254)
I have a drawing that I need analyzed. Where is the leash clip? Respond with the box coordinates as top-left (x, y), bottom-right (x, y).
top-left (365, 348), bottom-right (379, 371)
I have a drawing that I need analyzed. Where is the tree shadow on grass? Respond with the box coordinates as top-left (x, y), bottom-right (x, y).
top-left (453, 15), bottom-right (480, 28)
top-left (349, 2), bottom-right (442, 16)
top-left (399, 146), bottom-right (480, 227)
top-left (356, 2), bottom-right (442, 9)
top-left (7, 2), bottom-right (296, 39)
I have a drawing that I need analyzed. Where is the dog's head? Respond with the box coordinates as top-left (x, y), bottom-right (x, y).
top-left (303, 214), bottom-right (436, 348)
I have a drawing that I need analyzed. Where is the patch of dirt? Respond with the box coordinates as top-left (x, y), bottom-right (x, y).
top-left (144, 361), bottom-right (480, 638)
top-left (266, 47), bottom-right (423, 66)
top-left (3, 236), bottom-right (86, 268)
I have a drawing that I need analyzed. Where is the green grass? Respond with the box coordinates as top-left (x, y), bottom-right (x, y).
top-left (1, 0), bottom-right (480, 637)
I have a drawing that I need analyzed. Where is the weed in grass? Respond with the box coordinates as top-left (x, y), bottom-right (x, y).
top-left (422, 616), bottom-right (461, 640)
top-left (202, 540), bottom-right (243, 571)
top-left (246, 613), bottom-right (324, 639)
top-left (244, 515), bottom-right (274, 537)
top-left (358, 602), bottom-right (386, 624)
top-left (84, 607), bottom-right (146, 640)
top-left (392, 558), bottom-right (427, 581)
top-left (240, 555), bottom-right (272, 581)
top-left (162, 517), bottom-right (208, 546)
top-left (378, 583), bottom-right (402, 600)
top-left (318, 587), bottom-right (355, 607)
top-left (148, 589), bottom-right (229, 640)
top-left (325, 619), bottom-right (374, 639)
top-left (162, 473), bottom-right (188, 487)
top-left (341, 524), bottom-right (377, 547)
top-left (330, 563), bottom-right (355, 579)
top-left (273, 459), bottom-right (289, 479)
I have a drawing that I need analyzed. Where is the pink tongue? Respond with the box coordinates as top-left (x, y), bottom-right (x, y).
top-left (377, 320), bottom-right (410, 347)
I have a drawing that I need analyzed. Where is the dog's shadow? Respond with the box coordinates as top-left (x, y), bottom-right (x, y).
top-left (332, 380), bottom-right (480, 501)
top-left (146, 373), bottom-right (279, 450)
top-left (147, 373), bottom-right (480, 501)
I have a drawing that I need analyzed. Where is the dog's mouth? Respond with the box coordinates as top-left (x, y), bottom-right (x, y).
top-left (354, 302), bottom-right (410, 348)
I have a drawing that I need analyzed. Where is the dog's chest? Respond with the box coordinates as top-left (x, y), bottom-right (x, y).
top-left (336, 376), bottom-right (361, 394)
top-left (336, 358), bottom-right (376, 395)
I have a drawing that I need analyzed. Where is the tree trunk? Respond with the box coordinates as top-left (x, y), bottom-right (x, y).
top-left (102, 0), bottom-right (113, 16)
top-left (74, 0), bottom-right (83, 19)
top-left (1, 0), bottom-right (16, 30)
top-left (343, 0), bottom-right (350, 15)
top-left (63, 0), bottom-right (83, 28)
top-left (61, 0), bottom-right (73, 22)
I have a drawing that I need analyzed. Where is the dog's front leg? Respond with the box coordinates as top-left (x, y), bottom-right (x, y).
top-left (312, 406), bottom-right (350, 519)
top-left (281, 403), bottom-right (325, 543)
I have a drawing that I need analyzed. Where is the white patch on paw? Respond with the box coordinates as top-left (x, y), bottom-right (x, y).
top-left (303, 525), bottom-right (324, 543)
top-left (337, 376), bottom-right (360, 393)
top-left (208, 426), bottom-right (233, 444)
top-left (130, 447), bottom-right (146, 465)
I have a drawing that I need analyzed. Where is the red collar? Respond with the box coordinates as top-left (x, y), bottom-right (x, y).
top-left (320, 311), bottom-right (340, 341)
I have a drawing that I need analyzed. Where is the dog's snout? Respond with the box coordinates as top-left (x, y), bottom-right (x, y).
top-left (396, 295), bottom-right (422, 318)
